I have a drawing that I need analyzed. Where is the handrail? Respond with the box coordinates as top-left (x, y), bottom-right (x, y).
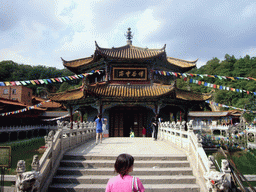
top-left (219, 147), bottom-right (256, 192)
top-left (38, 121), bottom-right (96, 192)
top-left (159, 121), bottom-right (209, 191)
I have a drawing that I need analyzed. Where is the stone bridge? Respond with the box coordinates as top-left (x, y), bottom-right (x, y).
top-left (8, 121), bottom-right (233, 192)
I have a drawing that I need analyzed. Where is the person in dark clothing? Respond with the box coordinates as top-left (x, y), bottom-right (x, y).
top-left (151, 114), bottom-right (159, 141)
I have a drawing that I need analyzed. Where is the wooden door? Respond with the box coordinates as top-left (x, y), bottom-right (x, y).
top-left (109, 107), bottom-right (147, 137)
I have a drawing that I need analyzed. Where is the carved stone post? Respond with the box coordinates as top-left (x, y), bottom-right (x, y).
top-left (208, 155), bottom-right (216, 171)
top-left (221, 159), bottom-right (231, 189)
top-left (31, 155), bottom-right (39, 172)
top-left (44, 130), bottom-right (54, 148)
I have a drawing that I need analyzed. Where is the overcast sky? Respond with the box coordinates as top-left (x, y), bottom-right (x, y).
top-left (0, 0), bottom-right (256, 69)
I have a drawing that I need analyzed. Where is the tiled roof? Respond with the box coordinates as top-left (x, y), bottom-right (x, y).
top-left (50, 84), bottom-right (175, 101)
top-left (86, 83), bottom-right (175, 98)
top-left (167, 57), bottom-right (197, 69)
top-left (0, 98), bottom-right (27, 107)
top-left (176, 89), bottom-right (212, 101)
top-left (49, 88), bottom-right (84, 102)
top-left (61, 42), bottom-right (198, 74)
top-left (95, 42), bottom-right (165, 60)
top-left (32, 96), bottom-right (64, 108)
top-left (63, 56), bottom-right (94, 68)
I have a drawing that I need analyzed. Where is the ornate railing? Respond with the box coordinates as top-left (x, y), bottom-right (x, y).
top-left (159, 121), bottom-right (231, 192)
top-left (0, 125), bottom-right (57, 132)
top-left (14, 121), bottom-right (96, 192)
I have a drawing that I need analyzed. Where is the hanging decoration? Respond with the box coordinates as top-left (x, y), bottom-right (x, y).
top-left (0, 70), bottom-right (104, 87)
top-left (203, 130), bottom-right (256, 156)
top-left (205, 100), bottom-right (256, 114)
top-left (188, 78), bottom-right (256, 96)
top-left (0, 100), bottom-right (51, 116)
top-left (153, 70), bottom-right (256, 81)
top-left (153, 70), bottom-right (256, 96)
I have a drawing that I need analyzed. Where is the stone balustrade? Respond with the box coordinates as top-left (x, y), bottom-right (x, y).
top-left (0, 125), bottom-right (57, 132)
top-left (159, 120), bottom-right (231, 192)
top-left (13, 121), bottom-right (96, 192)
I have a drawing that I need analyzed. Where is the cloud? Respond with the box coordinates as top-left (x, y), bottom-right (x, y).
top-left (0, 0), bottom-right (256, 70)
top-left (241, 2), bottom-right (256, 18)
top-left (136, 9), bottom-right (162, 43)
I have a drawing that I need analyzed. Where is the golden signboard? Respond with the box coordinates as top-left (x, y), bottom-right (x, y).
top-left (113, 67), bottom-right (147, 80)
top-left (0, 146), bottom-right (11, 168)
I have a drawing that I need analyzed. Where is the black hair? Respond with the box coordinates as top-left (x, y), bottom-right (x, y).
top-left (97, 113), bottom-right (102, 121)
top-left (114, 153), bottom-right (134, 178)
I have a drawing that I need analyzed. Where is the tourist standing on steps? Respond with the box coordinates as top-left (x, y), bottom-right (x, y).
top-left (105, 153), bottom-right (145, 192)
top-left (95, 113), bottom-right (104, 144)
top-left (151, 114), bottom-right (159, 141)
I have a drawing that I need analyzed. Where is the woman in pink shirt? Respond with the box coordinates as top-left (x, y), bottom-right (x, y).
top-left (106, 153), bottom-right (145, 192)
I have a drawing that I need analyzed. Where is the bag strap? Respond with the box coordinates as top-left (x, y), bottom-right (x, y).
top-left (132, 177), bottom-right (139, 192)
top-left (135, 177), bottom-right (139, 191)
top-left (132, 176), bottom-right (135, 191)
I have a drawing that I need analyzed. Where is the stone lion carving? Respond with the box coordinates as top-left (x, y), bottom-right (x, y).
top-left (44, 130), bottom-right (55, 148)
top-left (204, 171), bottom-right (230, 192)
top-left (181, 121), bottom-right (186, 131)
top-left (16, 160), bottom-right (26, 174)
top-left (171, 121), bottom-right (175, 129)
top-left (186, 120), bottom-right (194, 131)
top-left (31, 155), bottom-right (39, 172)
top-left (57, 120), bottom-right (64, 130)
top-left (16, 171), bottom-right (41, 192)
top-left (221, 159), bottom-right (230, 172)
top-left (175, 122), bottom-right (180, 130)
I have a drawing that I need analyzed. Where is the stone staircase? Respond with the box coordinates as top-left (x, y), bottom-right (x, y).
top-left (48, 154), bottom-right (200, 192)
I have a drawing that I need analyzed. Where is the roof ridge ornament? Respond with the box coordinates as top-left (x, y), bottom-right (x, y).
top-left (125, 28), bottom-right (133, 45)
top-left (95, 41), bottom-right (100, 49)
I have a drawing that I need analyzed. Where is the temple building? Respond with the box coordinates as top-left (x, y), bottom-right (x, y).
top-left (50, 28), bottom-right (211, 137)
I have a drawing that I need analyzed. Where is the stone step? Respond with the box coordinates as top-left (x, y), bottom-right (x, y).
top-left (59, 159), bottom-right (190, 168)
top-left (62, 154), bottom-right (188, 161)
top-left (52, 175), bottom-right (196, 185)
top-left (48, 183), bottom-right (200, 192)
top-left (56, 167), bottom-right (194, 176)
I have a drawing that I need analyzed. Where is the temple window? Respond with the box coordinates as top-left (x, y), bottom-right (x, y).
top-left (12, 89), bottom-right (16, 95)
top-left (3, 89), bottom-right (8, 95)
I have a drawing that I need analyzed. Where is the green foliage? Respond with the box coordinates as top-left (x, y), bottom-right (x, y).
top-left (213, 149), bottom-right (256, 175)
top-left (0, 137), bottom-right (45, 175)
top-left (180, 55), bottom-right (256, 123)
top-left (0, 60), bottom-right (76, 94)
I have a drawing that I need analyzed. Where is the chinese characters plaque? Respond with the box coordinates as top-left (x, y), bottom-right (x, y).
top-left (113, 67), bottom-right (147, 80)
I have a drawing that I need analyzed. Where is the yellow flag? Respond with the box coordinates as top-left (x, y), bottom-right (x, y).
top-left (30, 80), bottom-right (36, 85)
top-left (4, 82), bottom-right (11, 86)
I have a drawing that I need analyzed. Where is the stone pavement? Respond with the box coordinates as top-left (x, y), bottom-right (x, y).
top-left (66, 137), bottom-right (186, 157)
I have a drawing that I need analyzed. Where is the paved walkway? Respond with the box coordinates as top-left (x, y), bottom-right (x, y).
top-left (66, 137), bottom-right (185, 157)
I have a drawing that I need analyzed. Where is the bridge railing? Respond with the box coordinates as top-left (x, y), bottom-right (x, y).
top-left (159, 121), bottom-right (209, 191)
top-left (0, 124), bottom-right (57, 132)
top-left (38, 121), bottom-right (96, 192)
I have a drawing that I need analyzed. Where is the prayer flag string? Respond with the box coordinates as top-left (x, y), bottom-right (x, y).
top-left (0, 70), bottom-right (103, 87)
top-left (0, 100), bottom-right (51, 116)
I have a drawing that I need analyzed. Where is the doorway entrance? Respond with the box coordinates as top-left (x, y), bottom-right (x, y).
top-left (109, 106), bottom-right (147, 137)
